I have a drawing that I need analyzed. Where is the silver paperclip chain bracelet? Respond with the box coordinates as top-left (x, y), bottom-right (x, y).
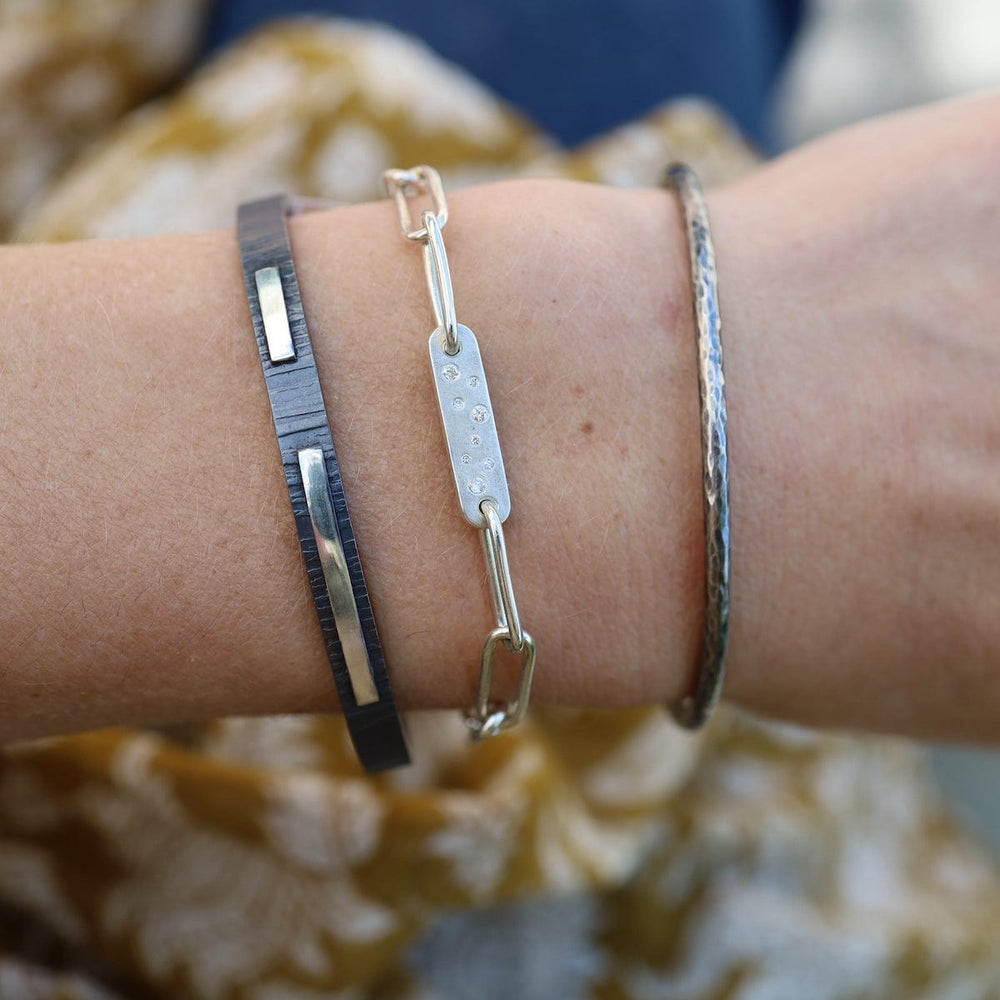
top-left (382, 165), bottom-right (537, 741)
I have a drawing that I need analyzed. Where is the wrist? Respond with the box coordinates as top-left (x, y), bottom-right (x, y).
top-left (289, 178), bottom-right (706, 711)
top-left (0, 178), bottom-right (707, 741)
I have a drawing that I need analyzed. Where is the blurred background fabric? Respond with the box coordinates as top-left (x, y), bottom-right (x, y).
top-left (775, 0), bottom-right (1000, 145)
top-left (202, 0), bottom-right (807, 148)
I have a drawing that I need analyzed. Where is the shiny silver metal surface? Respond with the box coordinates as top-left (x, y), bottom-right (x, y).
top-left (422, 211), bottom-right (459, 354)
top-left (382, 164), bottom-right (448, 242)
top-left (467, 626), bottom-right (537, 741)
top-left (254, 266), bottom-right (296, 363)
top-left (298, 447), bottom-right (380, 708)
top-left (428, 323), bottom-right (510, 528)
top-left (663, 162), bottom-right (731, 731)
top-left (480, 498), bottom-right (523, 652)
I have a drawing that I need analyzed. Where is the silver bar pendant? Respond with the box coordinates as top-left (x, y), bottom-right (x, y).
top-left (428, 324), bottom-right (510, 529)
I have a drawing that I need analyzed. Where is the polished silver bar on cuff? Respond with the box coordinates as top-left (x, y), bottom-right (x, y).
top-left (255, 266), bottom-right (296, 363)
top-left (297, 446), bottom-right (379, 707)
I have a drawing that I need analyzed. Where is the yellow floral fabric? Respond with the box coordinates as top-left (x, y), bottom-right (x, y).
top-left (2, 10), bottom-right (999, 999)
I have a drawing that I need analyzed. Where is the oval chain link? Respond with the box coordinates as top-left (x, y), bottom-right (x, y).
top-left (382, 165), bottom-right (448, 241)
top-left (383, 166), bottom-right (536, 740)
top-left (421, 211), bottom-right (459, 355)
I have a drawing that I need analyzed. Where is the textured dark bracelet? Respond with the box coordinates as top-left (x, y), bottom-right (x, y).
top-left (237, 195), bottom-right (409, 772)
top-left (663, 163), bottom-right (732, 731)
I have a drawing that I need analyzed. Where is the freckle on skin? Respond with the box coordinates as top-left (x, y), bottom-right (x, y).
top-left (580, 421), bottom-right (594, 435)
top-left (571, 385), bottom-right (585, 398)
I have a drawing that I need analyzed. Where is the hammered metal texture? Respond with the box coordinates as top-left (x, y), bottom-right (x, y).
top-left (664, 164), bottom-right (731, 730)
top-left (237, 195), bottom-right (409, 771)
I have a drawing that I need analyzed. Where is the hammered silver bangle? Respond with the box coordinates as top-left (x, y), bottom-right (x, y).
top-left (663, 162), bottom-right (732, 730)
top-left (382, 165), bottom-right (537, 742)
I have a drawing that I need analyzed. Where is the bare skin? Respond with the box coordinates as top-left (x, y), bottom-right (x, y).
top-left (1, 93), bottom-right (998, 744)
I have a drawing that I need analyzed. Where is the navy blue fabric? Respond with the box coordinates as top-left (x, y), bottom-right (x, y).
top-left (204, 1), bottom-right (804, 149)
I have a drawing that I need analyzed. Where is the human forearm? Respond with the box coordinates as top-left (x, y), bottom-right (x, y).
top-left (713, 93), bottom-right (1000, 740)
top-left (2, 96), bottom-right (999, 744)
top-left (0, 180), bottom-right (704, 740)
